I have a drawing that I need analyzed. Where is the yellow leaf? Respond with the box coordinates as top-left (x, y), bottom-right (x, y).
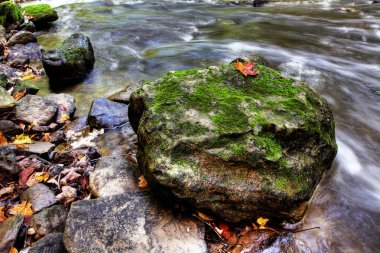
top-left (0, 206), bottom-right (6, 222)
top-left (0, 131), bottom-right (8, 146)
top-left (35, 172), bottom-right (49, 182)
top-left (41, 133), bottom-right (52, 142)
top-left (257, 217), bottom-right (269, 229)
top-left (196, 211), bottom-right (215, 222)
top-left (9, 247), bottom-right (18, 253)
top-left (57, 114), bottom-right (70, 124)
top-left (9, 201), bottom-right (33, 216)
top-left (12, 133), bottom-right (35, 145)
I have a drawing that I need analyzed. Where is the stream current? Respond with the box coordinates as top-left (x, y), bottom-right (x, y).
top-left (25, 0), bottom-right (380, 252)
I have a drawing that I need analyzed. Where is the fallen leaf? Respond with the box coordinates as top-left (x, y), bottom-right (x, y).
top-left (219, 223), bottom-right (233, 240)
top-left (9, 201), bottom-right (33, 216)
top-left (27, 227), bottom-right (36, 235)
top-left (25, 174), bottom-right (39, 187)
top-left (196, 211), bottom-right (215, 222)
top-left (0, 185), bottom-right (15, 197)
top-left (138, 175), bottom-right (148, 189)
top-left (57, 113), bottom-right (70, 124)
top-left (12, 133), bottom-right (35, 145)
top-left (9, 247), bottom-right (18, 253)
top-left (56, 186), bottom-right (77, 203)
top-left (227, 232), bottom-right (239, 246)
top-left (0, 131), bottom-right (8, 146)
top-left (0, 206), bottom-right (6, 222)
top-left (235, 60), bottom-right (259, 77)
top-left (60, 168), bottom-right (81, 186)
top-left (16, 144), bottom-right (29, 150)
top-left (35, 172), bottom-right (49, 182)
top-left (257, 217), bottom-right (269, 229)
top-left (19, 167), bottom-right (35, 185)
top-left (13, 89), bottom-right (26, 101)
top-left (41, 133), bottom-right (52, 142)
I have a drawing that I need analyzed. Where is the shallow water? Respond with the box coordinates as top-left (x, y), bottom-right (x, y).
top-left (29, 0), bottom-right (380, 252)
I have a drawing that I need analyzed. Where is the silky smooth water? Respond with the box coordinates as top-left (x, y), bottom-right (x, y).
top-left (28, 0), bottom-right (380, 252)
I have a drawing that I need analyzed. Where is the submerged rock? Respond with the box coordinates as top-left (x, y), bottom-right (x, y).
top-left (42, 33), bottom-right (95, 83)
top-left (129, 60), bottom-right (338, 223)
top-left (63, 192), bottom-right (206, 253)
top-left (21, 4), bottom-right (58, 27)
top-left (0, 1), bottom-right (23, 29)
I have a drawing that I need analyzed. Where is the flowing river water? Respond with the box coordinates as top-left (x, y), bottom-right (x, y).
top-left (23, 0), bottom-right (380, 252)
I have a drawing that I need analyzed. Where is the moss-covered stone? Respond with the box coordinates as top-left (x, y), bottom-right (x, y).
top-left (0, 1), bottom-right (23, 29)
top-left (21, 4), bottom-right (58, 26)
top-left (42, 33), bottom-right (95, 83)
top-left (129, 59), bottom-right (337, 223)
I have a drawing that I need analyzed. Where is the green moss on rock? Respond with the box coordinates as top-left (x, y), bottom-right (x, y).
top-left (0, 1), bottom-right (23, 28)
top-left (129, 59), bottom-right (337, 223)
top-left (21, 4), bottom-right (58, 26)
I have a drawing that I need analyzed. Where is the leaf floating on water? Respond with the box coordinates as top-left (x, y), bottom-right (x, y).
top-left (13, 89), bottom-right (26, 101)
top-left (35, 172), bottom-right (49, 182)
top-left (12, 133), bottom-right (35, 145)
top-left (235, 60), bottom-right (259, 77)
top-left (0, 131), bottom-right (8, 146)
top-left (257, 217), bottom-right (269, 229)
top-left (9, 201), bottom-right (33, 216)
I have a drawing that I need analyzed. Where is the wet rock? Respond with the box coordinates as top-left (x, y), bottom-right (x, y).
top-left (15, 95), bottom-right (58, 125)
top-left (21, 183), bottom-right (57, 213)
top-left (94, 123), bottom-right (137, 157)
top-left (0, 120), bottom-right (22, 137)
top-left (45, 93), bottom-right (76, 118)
top-left (51, 130), bottom-right (65, 143)
top-left (30, 232), bottom-right (66, 253)
top-left (0, 86), bottom-right (15, 113)
top-left (0, 25), bottom-right (6, 44)
top-left (108, 83), bottom-right (141, 104)
top-left (88, 98), bottom-right (129, 129)
top-left (7, 43), bottom-right (44, 66)
top-left (129, 60), bottom-right (338, 223)
top-left (21, 4), bottom-right (58, 27)
top-left (20, 21), bottom-right (36, 33)
top-left (89, 156), bottom-right (137, 198)
top-left (0, 215), bottom-right (23, 253)
top-left (0, 1), bottom-right (23, 29)
top-left (0, 146), bottom-right (19, 184)
top-left (42, 33), bottom-right (95, 83)
top-left (11, 79), bottom-right (39, 96)
top-left (7, 31), bottom-right (37, 46)
top-left (31, 205), bottom-right (68, 237)
top-left (232, 230), bottom-right (277, 253)
top-left (63, 192), bottom-right (206, 253)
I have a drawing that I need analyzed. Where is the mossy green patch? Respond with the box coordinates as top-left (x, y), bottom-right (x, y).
top-left (21, 4), bottom-right (58, 25)
top-left (0, 1), bottom-right (23, 28)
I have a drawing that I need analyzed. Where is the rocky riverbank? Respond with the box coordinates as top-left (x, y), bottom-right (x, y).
top-left (0, 1), bottom-right (339, 253)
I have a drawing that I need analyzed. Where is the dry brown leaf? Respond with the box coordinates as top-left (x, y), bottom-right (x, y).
top-left (60, 168), bottom-right (81, 186)
top-left (13, 89), bottom-right (26, 101)
top-left (19, 167), bottom-right (35, 185)
top-left (196, 211), bottom-right (215, 222)
top-left (138, 175), bottom-right (149, 189)
top-left (9, 201), bottom-right (33, 216)
top-left (0, 185), bottom-right (15, 197)
top-left (16, 144), bottom-right (29, 150)
top-left (12, 133), bottom-right (35, 145)
top-left (0, 131), bottom-right (8, 146)
top-left (0, 206), bottom-right (6, 222)
top-left (25, 174), bottom-right (39, 187)
top-left (56, 186), bottom-right (77, 204)
top-left (35, 172), bottom-right (49, 182)
top-left (41, 133), bottom-right (52, 142)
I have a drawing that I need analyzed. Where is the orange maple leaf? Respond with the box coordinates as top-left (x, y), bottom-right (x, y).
top-left (0, 206), bottom-right (6, 222)
top-left (9, 201), bottom-right (33, 216)
top-left (235, 60), bottom-right (259, 77)
top-left (0, 131), bottom-right (7, 146)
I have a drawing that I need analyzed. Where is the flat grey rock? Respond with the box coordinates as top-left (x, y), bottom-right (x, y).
top-left (15, 95), bottom-right (58, 125)
top-left (7, 31), bottom-right (37, 46)
top-left (63, 192), bottom-right (206, 253)
top-left (21, 183), bottom-right (57, 213)
top-left (45, 93), bottom-right (76, 118)
top-left (31, 205), bottom-right (68, 237)
top-left (10, 141), bottom-right (55, 156)
top-left (88, 98), bottom-right (129, 129)
top-left (30, 232), bottom-right (66, 253)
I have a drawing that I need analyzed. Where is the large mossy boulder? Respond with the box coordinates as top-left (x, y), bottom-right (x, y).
top-left (42, 33), bottom-right (95, 83)
top-left (129, 60), bottom-right (337, 223)
top-left (0, 1), bottom-right (23, 29)
top-left (21, 4), bottom-right (58, 27)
